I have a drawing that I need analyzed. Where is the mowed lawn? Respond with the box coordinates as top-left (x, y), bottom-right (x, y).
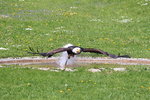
top-left (0, 0), bottom-right (150, 100)
top-left (0, 65), bottom-right (150, 100)
top-left (0, 0), bottom-right (150, 58)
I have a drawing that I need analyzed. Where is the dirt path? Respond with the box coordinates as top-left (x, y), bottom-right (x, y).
top-left (0, 57), bottom-right (150, 65)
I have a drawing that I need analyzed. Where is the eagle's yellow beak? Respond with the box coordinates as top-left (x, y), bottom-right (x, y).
top-left (76, 49), bottom-right (81, 53)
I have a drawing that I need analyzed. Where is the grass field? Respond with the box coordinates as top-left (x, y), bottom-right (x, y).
top-left (0, 0), bottom-right (150, 100)
top-left (0, 64), bottom-right (150, 100)
top-left (0, 0), bottom-right (150, 58)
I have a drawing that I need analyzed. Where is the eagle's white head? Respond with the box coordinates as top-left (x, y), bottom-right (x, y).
top-left (72, 47), bottom-right (81, 54)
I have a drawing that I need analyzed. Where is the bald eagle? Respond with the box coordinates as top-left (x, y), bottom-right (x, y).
top-left (28, 45), bottom-right (130, 64)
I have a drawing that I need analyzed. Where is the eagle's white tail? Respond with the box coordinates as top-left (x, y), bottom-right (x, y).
top-left (63, 43), bottom-right (73, 48)
top-left (57, 43), bottom-right (76, 69)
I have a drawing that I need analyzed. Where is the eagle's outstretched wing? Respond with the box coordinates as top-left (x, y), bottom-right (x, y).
top-left (82, 48), bottom-right (130, 58)
top-left (28, 47), bottom-right (71, 57)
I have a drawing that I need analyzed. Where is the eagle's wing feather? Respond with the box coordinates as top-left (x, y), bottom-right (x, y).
top-left (47, 48), bottom-right (71, 55)
top-left (28, 47), bottom-right (71, 57)
top-left (82, 48), bottom-right (130, 58)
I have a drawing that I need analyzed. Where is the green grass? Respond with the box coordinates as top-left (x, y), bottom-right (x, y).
top-left (0, 65), bottom-right (150, 100)
top-left (0, 0), bottom-right (150, 58)
top-left (0, 0), bottom-right (150, 99)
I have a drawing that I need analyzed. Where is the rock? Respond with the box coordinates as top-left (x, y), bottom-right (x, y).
top-left (38, 67), bottom-right (50, 70)
top-left (113, 68), bottom-right (126, 71)
top-left (88, 68), bottom-right (102, 72)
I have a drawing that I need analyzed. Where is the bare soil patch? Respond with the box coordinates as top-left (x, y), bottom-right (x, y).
top-left (0, 57), bottom-right (150, 65)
